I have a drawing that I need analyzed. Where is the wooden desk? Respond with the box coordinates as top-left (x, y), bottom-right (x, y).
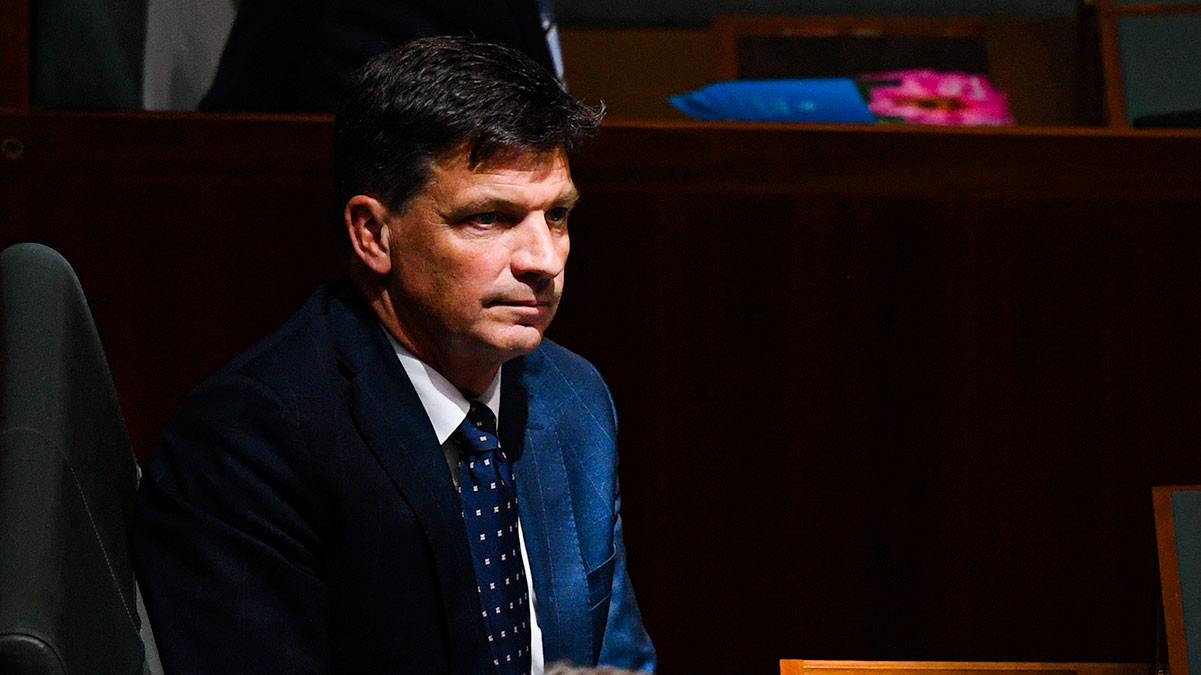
top-left (5, 114), bottom-right (1201, 672)
top-left (781, 662), bottom-right (1152, 675)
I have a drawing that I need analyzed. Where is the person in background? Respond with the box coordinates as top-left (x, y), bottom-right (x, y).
top-left (198, 0), bottom-right (563, 111)
top-left (133, 35), bottom-right (655, 674)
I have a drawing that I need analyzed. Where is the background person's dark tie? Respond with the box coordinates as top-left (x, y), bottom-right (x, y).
top-left (454, 401), bottom-right (531, 675)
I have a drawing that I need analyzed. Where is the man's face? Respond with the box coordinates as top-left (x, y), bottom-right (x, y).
top-left (381, 147), bottom-right (577, 377)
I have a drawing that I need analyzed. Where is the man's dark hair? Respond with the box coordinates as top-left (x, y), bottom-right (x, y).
top-left (334, 35), bottom-right (604, 221)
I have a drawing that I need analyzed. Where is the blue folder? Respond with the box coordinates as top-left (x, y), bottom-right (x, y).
top-left (669, 78), bottom-right (876, 123)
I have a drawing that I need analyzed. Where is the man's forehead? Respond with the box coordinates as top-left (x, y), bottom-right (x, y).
top-left (436, 142), bottom-right (569, 174)
top-left (428, 146), bottom-right (575, 197)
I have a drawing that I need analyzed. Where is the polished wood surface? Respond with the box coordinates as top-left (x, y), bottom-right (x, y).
top-left (569, 119), bottom-right (1201, 196)
top-left (1096, 0), bottom-right (1130, 127)
top-left (5, 115), bottom-right (1201, 672)
top-left (780, 661), bottom-right (1152, 675)
top-left (1105, 3), bottom-right (1201, 15)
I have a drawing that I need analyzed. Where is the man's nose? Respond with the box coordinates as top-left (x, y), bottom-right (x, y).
top-left (510, 214), bottom-right (567, 280)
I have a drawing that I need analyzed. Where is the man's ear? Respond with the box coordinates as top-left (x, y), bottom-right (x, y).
top-left (345, 195), bottom-right (393, 276)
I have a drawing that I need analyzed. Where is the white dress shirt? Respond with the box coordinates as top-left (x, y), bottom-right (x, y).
top-left (385, 332), bottom-right (545, 674)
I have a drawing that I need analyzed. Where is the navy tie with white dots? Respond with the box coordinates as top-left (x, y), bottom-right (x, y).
top-left (454, 401), bottom-right (531, 675)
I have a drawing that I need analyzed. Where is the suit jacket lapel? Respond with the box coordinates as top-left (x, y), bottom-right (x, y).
top-left (328, 285), bottom-right (491, 672)
top-left (502, 353), bottom-right (592, 666)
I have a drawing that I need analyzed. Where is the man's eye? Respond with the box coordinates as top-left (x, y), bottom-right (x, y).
top-left (471, 212), bottom-right (498, 225)
top-left (546, 207), bottom-right (569, 223)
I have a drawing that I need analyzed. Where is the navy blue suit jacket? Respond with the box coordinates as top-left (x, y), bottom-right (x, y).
top-left (133, 281), bottom-right (655, 673)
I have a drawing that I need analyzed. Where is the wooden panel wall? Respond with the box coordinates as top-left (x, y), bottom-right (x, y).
top-left (0, 0), bottom-right (30, 111)
top-left (0, 113), bottom-right (341, 457)
top-left (559, 26), bottom-right (712, 121)
top-left (560, 123), bottom-right (1201, 672)
top-left (4, 114), bottom-right (1201, 673)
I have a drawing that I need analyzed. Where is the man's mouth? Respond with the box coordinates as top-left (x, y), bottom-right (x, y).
top-left (488, 299), bottom-right (549, 307)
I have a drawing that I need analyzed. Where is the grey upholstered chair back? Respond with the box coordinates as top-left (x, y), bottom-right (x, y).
top-left (0, 243), bottom-right (158, 673)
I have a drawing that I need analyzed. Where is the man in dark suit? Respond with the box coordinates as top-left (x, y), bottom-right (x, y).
top-left (199, 0), bottom-right (559, 111)
top-left (134, 36), bottom-right (655, 673)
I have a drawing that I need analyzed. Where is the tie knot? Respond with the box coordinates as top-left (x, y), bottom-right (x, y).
top-left (454, 401), bottom-right (499, 455)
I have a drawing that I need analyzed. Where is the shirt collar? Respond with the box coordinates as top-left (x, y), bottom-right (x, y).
top-left (383, 329), bottom-right (501, 445)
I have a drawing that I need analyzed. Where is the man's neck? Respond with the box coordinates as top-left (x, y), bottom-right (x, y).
top-left (386, 332), bottom-right (503, 445)
top-left (352, 270), bottom-right (500, 397)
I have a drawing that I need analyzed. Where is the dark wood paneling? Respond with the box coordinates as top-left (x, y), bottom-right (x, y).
top-left (560, 123), bottom-right (1201, 673)
top-left (0, 0), bottom-right (30, 111)
top-left (5, 115), bottom-right (1201, 673)
top-left (0, 112), bottom-right (341, 457)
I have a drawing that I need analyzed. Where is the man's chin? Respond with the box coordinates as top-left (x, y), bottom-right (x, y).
top-left (474, 324), bottom-right (547, 362)
top-left (501, 326), bottom-right (547, 356)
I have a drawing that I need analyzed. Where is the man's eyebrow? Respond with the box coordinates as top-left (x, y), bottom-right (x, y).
top-left (559, 185), bottom-right (581, 207)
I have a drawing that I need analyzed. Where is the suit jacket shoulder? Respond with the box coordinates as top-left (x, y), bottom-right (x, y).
top-left (135, 280), bottom-right (492, 674)
top-left (506, 339), bottom-right (656, 671)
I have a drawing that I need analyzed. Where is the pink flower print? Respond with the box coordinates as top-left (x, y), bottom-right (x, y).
top-left (862, 69), bottom-right (1015, 126)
